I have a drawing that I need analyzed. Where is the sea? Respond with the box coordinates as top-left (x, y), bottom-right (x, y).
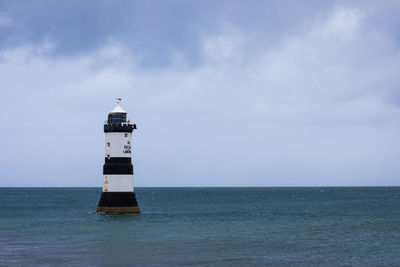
top-left (0, 187), bottom-right (399, 266)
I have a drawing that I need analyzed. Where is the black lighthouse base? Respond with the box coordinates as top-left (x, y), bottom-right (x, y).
top-left (96, 192), bottom-right (140, 214)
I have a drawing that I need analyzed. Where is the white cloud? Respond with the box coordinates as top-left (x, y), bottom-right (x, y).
top-left (323, 7), bottom-right (364, 39)
top-left (202, 26), bottom-right (246, 65)
top-left (0, 15), bottom-right (12, 27)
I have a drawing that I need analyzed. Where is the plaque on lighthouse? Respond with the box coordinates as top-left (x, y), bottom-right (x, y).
top-left (96, 98), bottom-right (140, 213)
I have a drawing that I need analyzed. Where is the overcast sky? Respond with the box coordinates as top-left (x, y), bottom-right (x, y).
top-left (1, 0), bottom-right (400, 186)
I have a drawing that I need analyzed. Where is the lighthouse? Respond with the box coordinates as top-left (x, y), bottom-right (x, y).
top-left (96, 98), bottom-right (140, 213)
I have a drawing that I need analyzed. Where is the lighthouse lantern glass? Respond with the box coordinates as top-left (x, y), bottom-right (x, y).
top-left (107, 112), bottom-right (127, 124)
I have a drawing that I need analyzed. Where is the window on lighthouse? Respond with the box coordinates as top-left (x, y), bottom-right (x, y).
top-left (125, 133), bottom-right (128, 138)
top-left (107, 142), bottom-right (110, 147)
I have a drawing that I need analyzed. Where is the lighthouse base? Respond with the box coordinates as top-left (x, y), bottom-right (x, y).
top-left (96, 192), bottom-right (140, 214)
top-left (96, 206), bottom-right (140, 213)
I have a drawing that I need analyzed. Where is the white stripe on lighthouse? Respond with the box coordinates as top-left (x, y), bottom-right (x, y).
top-left (105, 132), bottom-right (132, 158)
top-left (103, 175), bottom-right (134, 192)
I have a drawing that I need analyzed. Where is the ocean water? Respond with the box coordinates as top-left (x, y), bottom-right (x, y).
top-left (0, 187), bottom-right (399, 266)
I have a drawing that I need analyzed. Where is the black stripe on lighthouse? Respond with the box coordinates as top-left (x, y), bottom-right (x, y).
top-left (98, 192), bottom-right (139, 207)
top-left (104, 124), bottom-right (136, 133)
top-left (103, 157), bottom-right (133, 174)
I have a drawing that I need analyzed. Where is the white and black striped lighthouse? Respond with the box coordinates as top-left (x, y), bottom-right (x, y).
top-left (96, 98), bottom-right (140, 213)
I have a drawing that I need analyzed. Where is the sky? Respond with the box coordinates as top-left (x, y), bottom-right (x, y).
top-left (1, 0), bottom-right (400, 186)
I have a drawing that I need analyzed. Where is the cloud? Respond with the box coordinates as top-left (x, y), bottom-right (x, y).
top-left (202, 26), bottom-right (246, 65)
top-left (323, 7), bottom-right (363, 39)
top-left (0, 15), bottom-right (12, 27)
top-left (1, 4), bottom-right (400, 186)
top-left (160, 6), bottom-right (400, 128)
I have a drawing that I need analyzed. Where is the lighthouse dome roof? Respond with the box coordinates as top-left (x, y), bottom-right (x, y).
top-left (110, 104), bottom-right (126, 114)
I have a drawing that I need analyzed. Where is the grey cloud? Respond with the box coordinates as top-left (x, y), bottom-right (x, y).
top-left (0, 0), bottom-right (337, 68)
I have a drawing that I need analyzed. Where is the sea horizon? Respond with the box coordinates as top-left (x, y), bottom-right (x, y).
top-left (2, 185), bottom-right (400, 188)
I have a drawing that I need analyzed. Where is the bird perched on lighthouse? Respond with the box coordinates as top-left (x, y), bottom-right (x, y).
top-left (96, 98), bottom-right (140, 213)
